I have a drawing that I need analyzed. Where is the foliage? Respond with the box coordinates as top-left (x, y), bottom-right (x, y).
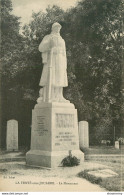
top-left (0, 0), bottom-right (33, 148)
top-left (65, 0), bottom-right (123, 120)
top-left (118, 137), bottom-right (124, 145)
top-left (61, 151), bottom-right (80, 167)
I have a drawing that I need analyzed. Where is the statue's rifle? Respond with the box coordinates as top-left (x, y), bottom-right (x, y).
top-left (46, 48), bottom-right (53, 102)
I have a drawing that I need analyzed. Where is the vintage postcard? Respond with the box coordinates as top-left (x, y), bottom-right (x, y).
top-left (0, 0), bottom-right (123, 192)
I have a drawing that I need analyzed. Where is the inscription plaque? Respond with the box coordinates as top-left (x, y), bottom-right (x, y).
top-left (54, 131), bottom-right (77, 147)
top-left (56, 114), bottom-right (74, 128)
top-left (34, 116), bottom-right (48, 136)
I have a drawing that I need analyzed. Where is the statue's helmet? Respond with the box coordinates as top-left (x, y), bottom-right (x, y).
top-left (52, 22), bottom-right (62, 30)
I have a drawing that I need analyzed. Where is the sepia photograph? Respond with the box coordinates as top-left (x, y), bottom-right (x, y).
top-left (0, 0), bottom-right (124, 193)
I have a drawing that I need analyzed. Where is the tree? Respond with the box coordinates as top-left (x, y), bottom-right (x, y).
top-left (1, 0), bottom-right (26, 148)
top-left (19, 0), bottom-right (124, 143)
top-left (1, 0), bottom-right (123, 148)
top-left (62, 0), bottom-right (123, 142)
top-left (1, 4), bottom-right (66, 149)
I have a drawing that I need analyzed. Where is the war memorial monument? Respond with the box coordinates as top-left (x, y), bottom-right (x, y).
top-left (26, 22), bottom-right (84, 168)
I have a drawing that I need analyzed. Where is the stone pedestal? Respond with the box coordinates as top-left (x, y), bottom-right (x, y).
top-left (26, 102), bottom-right (84, 168)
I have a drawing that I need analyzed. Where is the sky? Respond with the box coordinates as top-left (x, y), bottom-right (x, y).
top-left (12, 0), bottom-right (79, 26)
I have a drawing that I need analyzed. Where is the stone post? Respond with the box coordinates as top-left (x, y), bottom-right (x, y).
top-left (79, 121), bottom-right (89, 148)
top-left (6, 120), bottom-right (18, 151)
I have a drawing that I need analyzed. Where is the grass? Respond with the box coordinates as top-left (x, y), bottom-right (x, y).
top-left (98, 160), bottom-right (124, 191)
top-left (81, 145), bottom-right (124, 155)
top-left (78, 159), bottom-right (124, 191)
top-left (79, 145), bottom-right (124, 191)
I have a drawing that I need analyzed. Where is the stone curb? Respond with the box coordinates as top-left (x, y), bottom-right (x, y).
top-left (85, 154), bottom-right (124, 161)
top-left (0, 157), bottom-right (25, 163)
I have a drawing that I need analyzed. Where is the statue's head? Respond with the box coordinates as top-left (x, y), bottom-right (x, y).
top-left (52, 22), bottom-right (61, 33)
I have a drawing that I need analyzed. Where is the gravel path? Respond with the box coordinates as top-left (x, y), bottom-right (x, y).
top-left (0, 161), bottom-right (107, 191)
